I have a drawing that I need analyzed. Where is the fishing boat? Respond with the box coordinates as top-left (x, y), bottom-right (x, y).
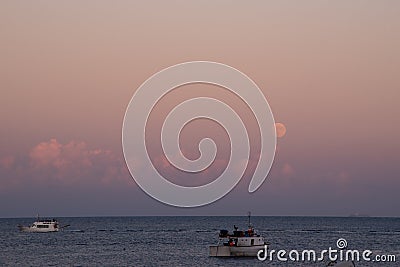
top-left (18, 216), bottom-right (69, 233)
top-left (209, 212), bottom-right (268, 257)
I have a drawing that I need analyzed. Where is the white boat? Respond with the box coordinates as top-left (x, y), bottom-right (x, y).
top-left (18, 217), bottom-right (69, 233)
top-left (209, 212), bottom-right (267, 257)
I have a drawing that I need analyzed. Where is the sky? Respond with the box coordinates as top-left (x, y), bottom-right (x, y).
top-left (1, 1), bottom-right (399, 218)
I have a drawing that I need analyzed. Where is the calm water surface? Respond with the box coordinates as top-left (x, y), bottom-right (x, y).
top-left (0, 216), bottom-right (399, 266)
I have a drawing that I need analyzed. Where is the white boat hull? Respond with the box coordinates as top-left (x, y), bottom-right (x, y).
top-left (209, 245), bottom-right (265, 257)
top-left (18, 225), bottom-right (59, 233)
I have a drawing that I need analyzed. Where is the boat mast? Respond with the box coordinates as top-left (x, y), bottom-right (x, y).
top-left (248, 211), bottom-right (251, 227)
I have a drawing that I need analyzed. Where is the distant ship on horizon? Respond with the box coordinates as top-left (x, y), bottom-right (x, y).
top-left (348, 213), bottom-right (370, 217)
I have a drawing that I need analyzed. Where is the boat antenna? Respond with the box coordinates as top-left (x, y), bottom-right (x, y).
top-left (248, 211), bottom-right (251, 227)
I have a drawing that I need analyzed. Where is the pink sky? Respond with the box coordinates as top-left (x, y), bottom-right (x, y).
top-left (1, 1), bottom-right (399, 217)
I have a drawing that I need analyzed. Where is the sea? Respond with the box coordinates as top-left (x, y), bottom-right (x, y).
top-left (0, 216), bottom-right (399, 266)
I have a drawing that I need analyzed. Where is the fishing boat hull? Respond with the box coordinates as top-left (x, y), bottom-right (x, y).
top-left (209, 245), bottom-right (265, 257)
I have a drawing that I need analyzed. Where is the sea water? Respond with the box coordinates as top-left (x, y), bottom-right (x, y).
top-left (0, 216), bottom-right (399, 266)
